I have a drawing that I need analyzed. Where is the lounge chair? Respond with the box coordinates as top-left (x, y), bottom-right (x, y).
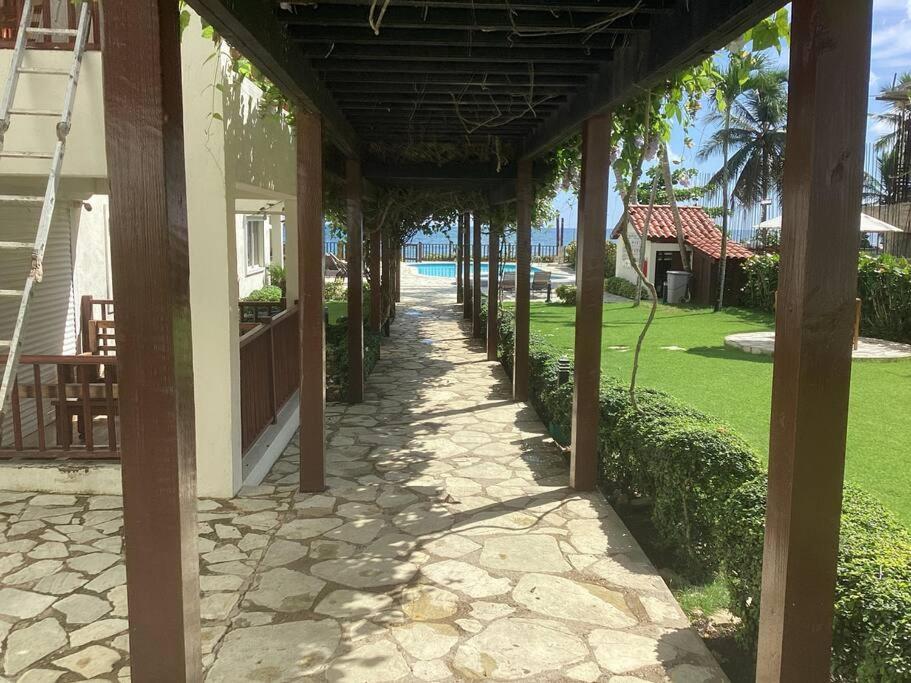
top-left (531, 271), bottom-right (552, 298)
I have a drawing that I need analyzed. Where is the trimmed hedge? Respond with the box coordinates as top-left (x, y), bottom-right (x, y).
top-left (604, 276), bottom-right (645, 300)
top-left (720, 477), bottom-right (911, 681)
top-left (555, 284), bottom-right (577, 305)
top-left (492, 308), bottom-right (911, 680)
top-left (743, 252), bottom-right (911, 344)
top-left (326, 317), bottom-right (381, 400)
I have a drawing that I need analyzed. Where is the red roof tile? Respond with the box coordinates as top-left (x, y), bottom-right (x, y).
top-left (611, 205), bottom-right (753, 260)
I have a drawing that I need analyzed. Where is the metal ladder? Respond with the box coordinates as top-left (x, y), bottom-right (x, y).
top-left (0, 0), bottom-right (92, 430)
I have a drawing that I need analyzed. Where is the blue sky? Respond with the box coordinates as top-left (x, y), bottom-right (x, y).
top-left (546, 0), bottom-right (911, 243)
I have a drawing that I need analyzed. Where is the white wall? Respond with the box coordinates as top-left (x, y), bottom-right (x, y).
top-left (616, 224), bottom-right (641, 285)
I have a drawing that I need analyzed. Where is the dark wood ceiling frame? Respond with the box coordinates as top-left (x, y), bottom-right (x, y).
top-left (757, 0), bottom-right (874, 678)
top-left (190, 0), bottom-right (359, 158)
top-left (284, 0), bottom-right (673, 13)
top-left (101, 1), bottom-right (201, 679)
top-left (521, 0), bottom-right (786, 160)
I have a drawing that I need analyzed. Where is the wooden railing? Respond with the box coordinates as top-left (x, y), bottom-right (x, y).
top-left (0, 0), bottom-right (102, 50)
top-left (0, 354), bottom-right (119, 460)
top-left (80, 295), bottom-right (115, 355)
top-left (239, 305), bottom-right (299, 453)
top-left (402, 242), bottom-right (561, 262)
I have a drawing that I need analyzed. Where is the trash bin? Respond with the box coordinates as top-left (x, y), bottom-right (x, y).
top-left (666, 270), bottom-right (691, 304)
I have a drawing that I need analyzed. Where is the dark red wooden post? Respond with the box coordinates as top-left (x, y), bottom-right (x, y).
top-left (456, 215), bottom-right (464, 304)
top-left (487, 216), bottom-right (500, 361)
top-left (297, 111), bottom-right (326, 492)
top-left (346, 159), bottom-right (364, 403)
top-left (462, 212), bottom-right (472, 320)
top-left (514, 159), bottom-right (533, 401)
top-left (756, 1), bottom-right (873, 678)
top-left (101, 0), bottom-right (201, 678)
top-left (571, 113), bottom-right (610, 491)
top-left (472, 212), bottom-right (483, 338)
top-left (369, 227), bottom-right (382, 335)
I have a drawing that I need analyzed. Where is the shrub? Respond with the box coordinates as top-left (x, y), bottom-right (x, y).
top-left (555, 284), bottom-right (577, 305)
top-left (325, 317), bottom-right (381, 400)
top-left (564, 240), bottom-right (577, 268)
top-left (266, 263), bottom-right (287, 294)
top-left (324, 279), bottom-right (347, 301)
top-left (741, 253), bottom-right (779, 312)
top-left (857, 254), bottom-right (911, 343)
top-left (493, 312), bottom-right (911, 679)
top-left (720, 478), bottom-right (911, 681)
top-left (244, 285), bottom-right (283, 302)
top-left (604, 276), bottom-right (644, 299)
top-left (563, 240), bottom-right (616, 276)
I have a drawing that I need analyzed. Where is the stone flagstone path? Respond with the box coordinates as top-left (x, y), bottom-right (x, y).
top-left (0, 269), bottom-right (726, 682)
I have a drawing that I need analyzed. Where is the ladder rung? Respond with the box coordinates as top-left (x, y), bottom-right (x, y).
top-left (0, 195), bottom-right (43, 205)
top-left (0, 290), bottom-right (25, 297)
top-left (0, 151), bottom-right (53, 160)
top-left (0, 242), bottom-right (34, 249)
top-left (25, 27), bottom-right (77, 37)
top-left (9, 108), bottom-right (60, 117)
top-left (17, 67), bottom-right (71, 76)
top-left (0, 341), bottom-right (10, 347)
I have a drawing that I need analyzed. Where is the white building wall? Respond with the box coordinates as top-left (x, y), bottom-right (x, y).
top-left (616, 224), bottom-right (641, 285)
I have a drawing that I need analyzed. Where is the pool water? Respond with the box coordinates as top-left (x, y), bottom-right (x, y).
top-left (409, 262), bottom-right (541, 278)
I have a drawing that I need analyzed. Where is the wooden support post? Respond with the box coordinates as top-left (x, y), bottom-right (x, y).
top-left (756, 1), bottom-right (873, 679)
top-left (472, 212), bottom-right (483, 338)
top-left (462, 212), bottom-right (473, 320)
top-left (514, 160), bottom-right (533, 401)
top-left (101, 1), bottom-right (200, 679)
top-left (394, 245), bottom-right (402, 302)
top-left (381, 234), bottom-right (392, 329)
top-left (456, 214), bottom-right (464, 304)
top-left (487, 218), bottom-right (500, 361)
top-left (346, 159), bottom-right (365, 404)
top-left (570, 114), bottom-right (611, 492)
top-left (297, 111), bottom-right (326, 492)
top-left (369, 227), bottom-right (382, 335)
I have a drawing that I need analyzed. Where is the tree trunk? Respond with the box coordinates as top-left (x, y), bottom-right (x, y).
top-left (660, 143), bottom-right (692, 273)
top-left (716, 106), bottom-right (732, 312)
top-left (634, 181), bottom-right (657, 306)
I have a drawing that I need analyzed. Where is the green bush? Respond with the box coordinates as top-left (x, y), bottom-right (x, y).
top-left (266, 263), bottom-right (287, 294)
top-left (741, 253), bottom-right (780, 312)
top-left (563, 240), bottom-right (616, 276)
top-left (325, 279), bottom-right (348, 301)
top-left (244, 285), bottom-right (283, 302)
top-left (325, 317), bottom-right (381, 399)
top-left (604, 276), bottom-right (644, 299)
top-left (742, 253), bottom-right (911, 344)
top-left (555, 284), bottom-right (577, 305)
top-left (493, 312), bottom-right (911, 679)
top-left (720, 478), bottom-right (911, 681)
top-left (857, 254), bottom-right (911, 343)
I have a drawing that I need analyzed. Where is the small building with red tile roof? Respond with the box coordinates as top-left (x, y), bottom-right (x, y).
top-left (611, 205), bottom-right (753, 306)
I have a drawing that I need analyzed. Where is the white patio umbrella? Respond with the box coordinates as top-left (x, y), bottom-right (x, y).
top-left (755, 213), bottom-right (903, 233)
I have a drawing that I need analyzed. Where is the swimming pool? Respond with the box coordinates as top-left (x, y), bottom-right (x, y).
top-left (409, 262), bottom-right (542, 278)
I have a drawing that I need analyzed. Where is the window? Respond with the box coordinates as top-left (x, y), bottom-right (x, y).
top-left (245, 217), bottom-right (265, 272)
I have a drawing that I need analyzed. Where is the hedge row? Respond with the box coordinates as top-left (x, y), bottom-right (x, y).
top-left (326, 317), bottom-right (381, 400)
top-left (492, 306), bottom-right (911, 681)
top-left (743, 252), bottom-right (911, 344)
top-left (604, 276), bottom-right (645, 300)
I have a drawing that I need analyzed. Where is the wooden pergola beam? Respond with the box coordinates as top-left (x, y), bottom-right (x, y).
top-left (306, 45), bottom-right (606, 64)
top-left (513, 160), bottom-right (532, 402)
top-left (520, 0), bottom-right (784, 160)
top-left (284, 0), bottom-right (672, 13)
top-left (756, 0), bottom-right (874, 678)
top-left (346, 159), bottom-right (365, 403)
top-left (472, 212), bottom-right (483, 338)
top-left (487, 217), bottom-right (500, 361)
top-left (570, 113), bottom-right (610, 491)
top-left (190, 0), bottom-right (359, 158)
top-left (298, 111), bottom-right (326, 492)
top-left (462, 212), bottom-right (473, 320)
top-left (101, 1), bottom-right (200, 678)
top-left (318, 62), bottom-right (598, 76)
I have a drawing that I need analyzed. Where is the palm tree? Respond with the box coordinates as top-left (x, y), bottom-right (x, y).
top-left (873, 74), bottom-right (911, 207)
top-left (702, 52), bottom-right (759, 311)
top-left (699, 61), bottom-right (788, 221)
top-left (874, 73), bottom-right (911, 153)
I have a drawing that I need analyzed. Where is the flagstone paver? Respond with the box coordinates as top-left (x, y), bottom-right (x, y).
top-left (0, 269), bottom-right (726, 681)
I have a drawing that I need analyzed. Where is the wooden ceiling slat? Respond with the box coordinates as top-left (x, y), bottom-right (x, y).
top-left (283, 0), bottom-right (670, 14)
top-left (277, 5), bottom-right (652, 32)
top-left (323, 73), bottom-right (587, 87)
top-left (318, 61), bottom-right (599, 74)
top-left (306, 45), bottom-right (608, 64)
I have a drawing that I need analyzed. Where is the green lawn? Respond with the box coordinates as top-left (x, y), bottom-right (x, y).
top-left (528, 301), bottom-right (911, 526)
